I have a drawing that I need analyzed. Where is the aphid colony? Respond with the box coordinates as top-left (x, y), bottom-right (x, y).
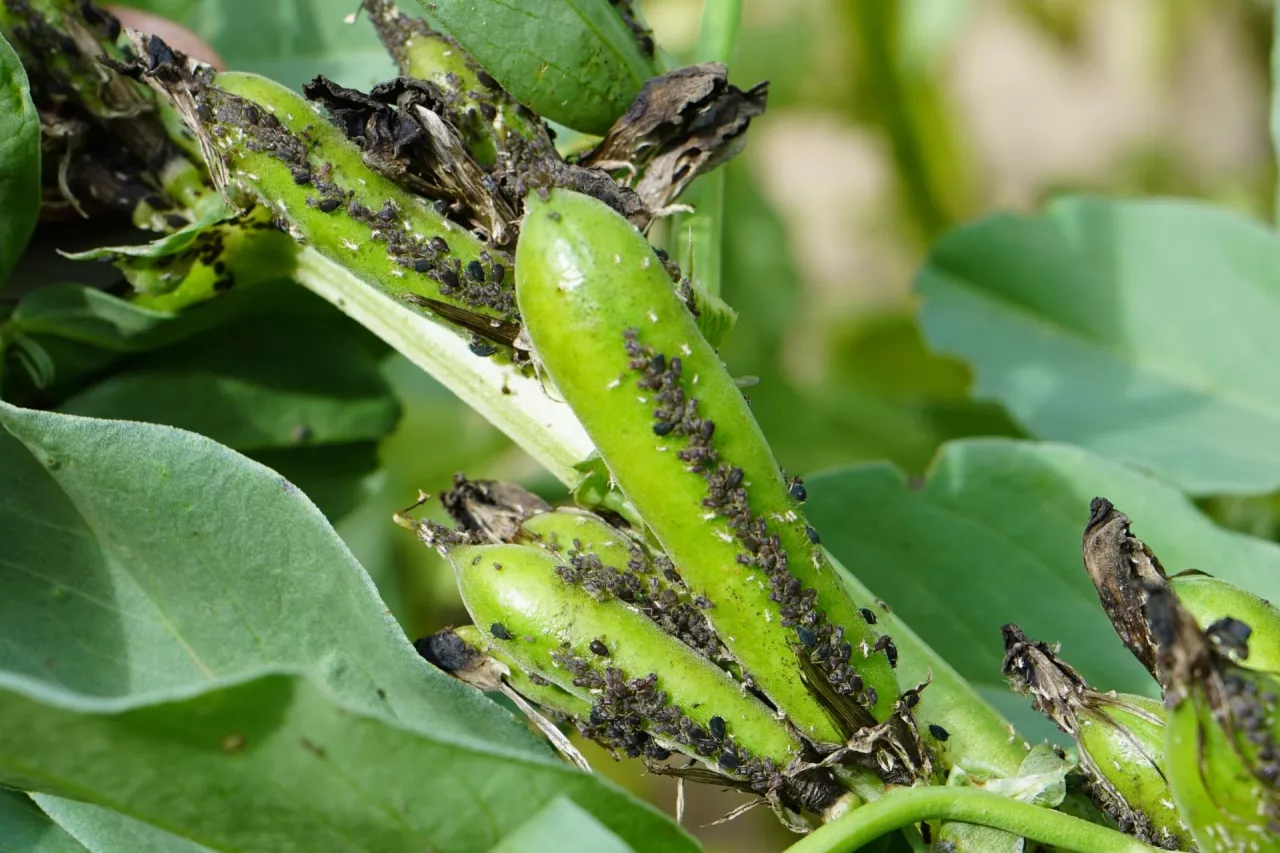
top-left (399, 189), bottom-right (933, 829)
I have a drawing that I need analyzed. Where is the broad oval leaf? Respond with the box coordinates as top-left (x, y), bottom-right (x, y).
top-left (806, 438), bottom-right (1280, 700)
top-left (917, 197), bottom-right (1280, 495)
top-left (0, 669), bottom-right (695, 853)
top-left (415, 0), bottom-right (656, 134)
top-left (0, 401), bottom-right (495, 723)
top-left (0, 30), bottom-right (40, 286)
top-left (0, 403), bottom-right (691, 852)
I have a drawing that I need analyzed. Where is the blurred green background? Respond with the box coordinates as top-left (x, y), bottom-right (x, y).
top-left (99, 0), bottom-right (1278, 848)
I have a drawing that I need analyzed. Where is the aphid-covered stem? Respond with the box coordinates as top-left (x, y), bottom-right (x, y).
top-left (1148, 583), bottom-right (1280, 851)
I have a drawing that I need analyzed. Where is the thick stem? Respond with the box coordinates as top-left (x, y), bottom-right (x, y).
top-left (291, 246), bottom-right (594, 485)
top-left (675, 0), bottom-right (743, 298)
top-left (788, 787), bottom-right (1160, 853)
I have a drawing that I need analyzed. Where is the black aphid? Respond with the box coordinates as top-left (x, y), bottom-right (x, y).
top-left (653, 421), bottom-right (675, 436)
top-left (316, 197), bottom-right (342, 213)
top-left (788, 477), bottom-right (806, 502)
top-left (466, 260), bottom-right (485, 281)
top-left (469, 340), bottom-right (500, 357)
top-left (928, 724), bottom-right (949, 742)
top-left (430, 236), bottom-right (449, 253)
top-left (797, 626), bottom-right (817, 648)
top-left (412, 258), bottom-right (432, 273)
top-left (805, 526), bottom-right (820, 545)
top-left (859, 607), bottom-right (877, 625)
top-left (874, 635), bottom-right (898, 668)
top-left (489, 622), bottom-right (512, 640)
top-left (717, 749), bottom-right (739, 772)
top-left (491, 263), bottom-right (506, 285)
top-left (725, 467), bottom-right (744, 489)
top-left (709, 715), bottom-right (726, 740)
top-left (589, 639), bottom-right (610, 657)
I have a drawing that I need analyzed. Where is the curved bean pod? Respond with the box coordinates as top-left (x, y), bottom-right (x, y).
top-left (514, 188), bottom-right (905, 754)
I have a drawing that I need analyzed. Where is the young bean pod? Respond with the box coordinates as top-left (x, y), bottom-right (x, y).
top-left (423, 532), bottom-right (850, 813)
top-left (515, 189), bottom-right (909, 761)
top-left (1148, 585), bottom-right (1280, 852)
top-left (417, 624), bottom-right (594, 771)
top-left (1170, 573), bottom-right (1280, 673)
top-left (519, 507), bottom-right (734, 667)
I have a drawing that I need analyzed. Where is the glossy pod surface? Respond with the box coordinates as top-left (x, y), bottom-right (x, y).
top-left (448, 541), bottom-right (803, 768)
top-left (515, 188), bottom-right (898, 743)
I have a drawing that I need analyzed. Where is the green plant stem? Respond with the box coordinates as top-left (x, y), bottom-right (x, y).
top-left (291, 246), bottom-right (594, 484)
top-left (788, 787), bottom-right (1160, 853)
top-left (694, 0), bottom-right (743, 69)
top-left (846, 3), bottom-right (963, 243)
top-left (675, 0), bottom-right (743, 298)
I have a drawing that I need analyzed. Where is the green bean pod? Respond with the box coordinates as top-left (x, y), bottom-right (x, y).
top-left (448, 624), bottom-right (591, 720)
top-left (514, 188), bottom-right (902, 751)
top-left (433, 535), bottom-right (857, 815)
top-left (1148, 585), bottom-right (1280, 852)
top-left (1002, 624), bottom-right (1192, 849)
top-left (449, 541), bottom-right (801, 765)
top-left (417, 624), bottom-right (594, 772)
top-left (1171, 573), bottom-right (1280, 673)
top-left (176, 70), bottom-right (518, 341)
top-left (518, 507), bottom-right (735, 668)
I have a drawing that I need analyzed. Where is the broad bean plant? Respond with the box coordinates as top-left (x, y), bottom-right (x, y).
top-left (0, 2), bottom-right (1278, 852)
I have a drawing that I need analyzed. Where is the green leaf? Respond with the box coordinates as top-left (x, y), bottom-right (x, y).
top-left (0, 403), bottom-right (689, 850)
top-left (62, 198), bottom-right (235, 262)
top-left (57, 314), bottom-right (400, 452)
top-left (488, 798), bottom-right (636, 853)
top-left (31, 796), bottom-right (213, 853)
top-left (0, 31), bottom-right (40, 287)
top-left (0, 669), bottom-right (695, 853)
top-left (917, 197), bottom-right (1280, 495)
top-left (0, 789), bottom-right (90, 853)
top-left (414, 0), bottom-right (656, 134)
top-left (10, 285), bottom-right (188, 353)
top-left (0, 401), bottom-right (499, 723)
top-left (806, 439), bottom-right (1280, 702)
